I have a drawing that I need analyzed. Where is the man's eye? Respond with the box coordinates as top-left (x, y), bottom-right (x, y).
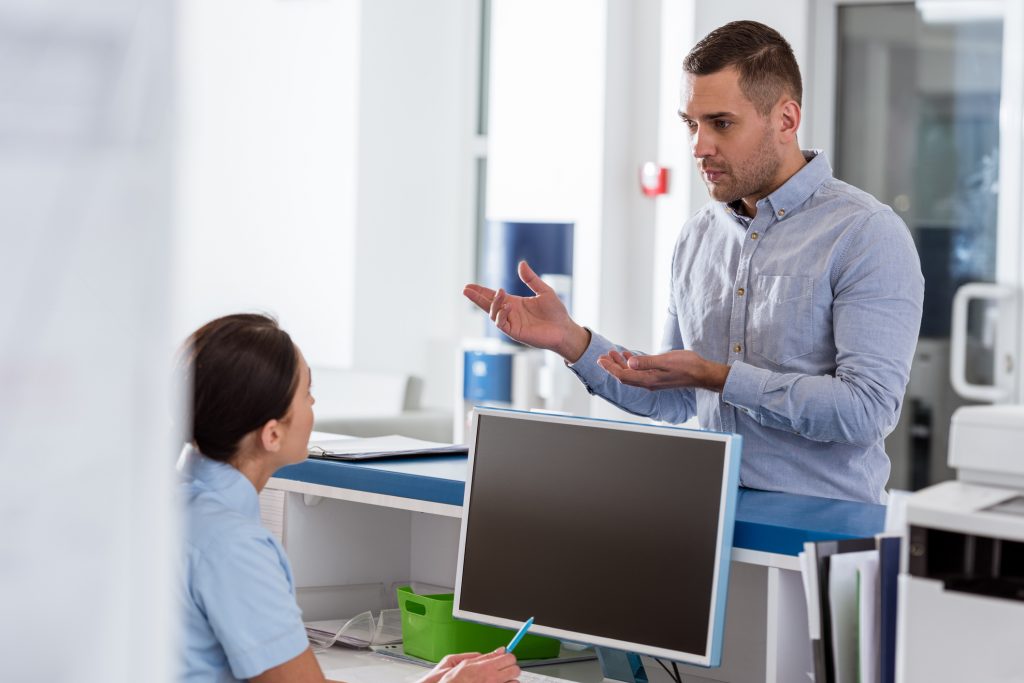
top-left (683, 120), bottom-right (697, 133)
top-left (714, 120), bottom-right (732, 130)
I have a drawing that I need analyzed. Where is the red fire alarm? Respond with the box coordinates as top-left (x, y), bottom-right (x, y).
top-left (640, 162), bottom-right (669, 197)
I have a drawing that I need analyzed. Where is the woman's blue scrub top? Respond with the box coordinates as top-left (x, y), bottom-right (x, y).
top-left (178, 447), bottom-right (308, 682)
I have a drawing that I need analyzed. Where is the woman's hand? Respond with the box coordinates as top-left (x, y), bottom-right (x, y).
top-left (417, 649), bottom-right (521, 683)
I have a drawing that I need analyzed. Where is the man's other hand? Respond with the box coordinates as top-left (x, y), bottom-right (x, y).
top-left (463, 260), bottom-right (590, 362)
top-left (597, 349), bottom-right (730, 392)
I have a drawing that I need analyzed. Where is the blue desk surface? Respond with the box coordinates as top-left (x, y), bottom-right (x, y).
top-left (275, 455), bottom-right (885, 557)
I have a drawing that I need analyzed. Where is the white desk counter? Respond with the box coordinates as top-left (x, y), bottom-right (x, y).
top-left (268, 453), bottom-right (885, 683)
top-left (315, 647), bottom-right (602, 683)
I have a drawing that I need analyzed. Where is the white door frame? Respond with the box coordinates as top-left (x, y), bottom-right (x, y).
top-left (807, 0), bottom-right (1024, 404)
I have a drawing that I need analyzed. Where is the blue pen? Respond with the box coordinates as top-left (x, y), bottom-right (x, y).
top-left (506, 616), bottom-right (534, 653)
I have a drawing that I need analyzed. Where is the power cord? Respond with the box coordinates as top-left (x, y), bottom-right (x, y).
top-left (652, 657), bottom-right (682, 683)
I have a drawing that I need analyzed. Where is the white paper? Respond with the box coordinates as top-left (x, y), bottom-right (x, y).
top-left (829, 550), bottom-right (877, 683)
top-left (857, 557), bottom-right (881, 683)
top-left (883, 489), bottom-right (911, 534)
top-left (308, 435), bottom-right (466, 460)
top-left (799, 546), bottom-right (821, 640)
top-left (324, 663), bottom-right (425, 683)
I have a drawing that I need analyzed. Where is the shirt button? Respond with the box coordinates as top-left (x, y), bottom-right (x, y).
top-left (751, 232), bottom-right (759, 240)
top-left (777, 209), bottom-right (785, 217)
top-left (733, 343), bottom-right (742, 353)
top-left (737, 287), bottom-right (745, 296)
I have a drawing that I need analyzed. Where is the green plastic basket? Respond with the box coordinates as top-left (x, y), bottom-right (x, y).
top-left (397, 585), bottom-right (560, 662)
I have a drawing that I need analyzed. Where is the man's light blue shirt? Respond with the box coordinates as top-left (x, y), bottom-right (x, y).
top-left (570, 151), bottom-right (924, 503)
top-left (178, 447), bottom-right (308, 682)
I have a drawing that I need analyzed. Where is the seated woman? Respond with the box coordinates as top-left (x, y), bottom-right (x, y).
top-left (179, 313), bottom-right (521, 683)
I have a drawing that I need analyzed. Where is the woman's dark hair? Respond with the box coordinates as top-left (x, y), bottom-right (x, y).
top-left (182, 313), bottom-right (299, 462)
top-left (683, 20), bottom-right (802, 116)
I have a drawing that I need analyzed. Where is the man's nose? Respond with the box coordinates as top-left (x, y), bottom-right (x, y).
top-left (691, 128), bottom-right (714, 159)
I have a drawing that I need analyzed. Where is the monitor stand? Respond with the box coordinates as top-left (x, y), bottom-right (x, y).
top-left (596, 647), bottom-right (648, 683)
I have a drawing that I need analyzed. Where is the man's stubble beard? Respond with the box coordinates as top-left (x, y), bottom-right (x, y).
top-left (707, 125), bottom-right (781, 205)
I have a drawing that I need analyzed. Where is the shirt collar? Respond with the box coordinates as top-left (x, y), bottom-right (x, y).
top-left (764, 149), bottom-right (831, 218)
top-left (724, 149), bottom-right (832, 223)
top-left (178, 444), bottom-right (261, 520)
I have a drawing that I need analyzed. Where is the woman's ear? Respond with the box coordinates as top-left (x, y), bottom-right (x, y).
top-left (259, 419), bottom-right (283, 453)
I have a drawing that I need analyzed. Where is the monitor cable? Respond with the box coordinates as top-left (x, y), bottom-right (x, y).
top-left (652, 657), bottom-right (682, 683)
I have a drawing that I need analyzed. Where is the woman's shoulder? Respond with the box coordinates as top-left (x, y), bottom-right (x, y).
top-left (183, 486), bottom-right (278, 560)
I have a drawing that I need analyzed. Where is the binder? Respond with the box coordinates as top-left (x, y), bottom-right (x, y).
top-left (877, 536), bottom-right (901, 683)
top-left (803, 537), bottom-right (877, 683)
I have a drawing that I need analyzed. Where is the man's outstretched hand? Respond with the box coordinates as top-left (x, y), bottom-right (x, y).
top-left (463, 260), bottom-right (590, 363)
top-left (597, 349), bottom-right (730, 392)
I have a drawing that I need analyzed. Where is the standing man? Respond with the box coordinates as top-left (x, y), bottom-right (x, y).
top-left (463, 20), bottom-right (923, 504)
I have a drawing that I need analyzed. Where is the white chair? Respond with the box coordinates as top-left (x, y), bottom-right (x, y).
top-left (311, 367), bottom-right (452, 442)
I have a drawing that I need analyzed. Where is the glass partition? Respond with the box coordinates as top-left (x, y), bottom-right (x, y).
top-left (835, 2), bottom-right (1003, 488)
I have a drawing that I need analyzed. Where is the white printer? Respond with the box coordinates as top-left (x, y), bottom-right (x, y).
top-left (897, 405), bottom-right (1024, 682)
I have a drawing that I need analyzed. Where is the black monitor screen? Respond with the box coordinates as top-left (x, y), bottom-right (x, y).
top-left (454, 410), bottom-right (739, 665)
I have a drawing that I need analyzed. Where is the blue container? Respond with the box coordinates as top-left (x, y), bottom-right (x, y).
top-left (463, 351), bottom-right (513, 403)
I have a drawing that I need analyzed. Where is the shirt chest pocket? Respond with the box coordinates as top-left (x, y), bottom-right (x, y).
top-left (749, 275), bottom-right (814, 365)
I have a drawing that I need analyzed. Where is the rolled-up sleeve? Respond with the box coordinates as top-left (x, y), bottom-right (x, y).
top-left (568, 320), bottom-right (697, 425)
top-left (722, 210), bottom-right (923, 447)
top-left (192, 530), bottom-right (309, 680)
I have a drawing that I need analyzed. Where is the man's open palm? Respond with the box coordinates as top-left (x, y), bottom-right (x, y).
top-left (463, 261), bottom-right (582, 357)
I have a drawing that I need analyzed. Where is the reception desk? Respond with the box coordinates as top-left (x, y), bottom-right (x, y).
top-left (265, 452), bottom-right (885, 683)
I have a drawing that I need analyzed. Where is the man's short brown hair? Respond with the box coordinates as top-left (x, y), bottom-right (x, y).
top-left (683, 20), bottom-right (802, 115)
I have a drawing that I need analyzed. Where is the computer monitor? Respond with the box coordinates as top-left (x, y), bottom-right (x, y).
top-left (453, 408), bottom-right (741, 667)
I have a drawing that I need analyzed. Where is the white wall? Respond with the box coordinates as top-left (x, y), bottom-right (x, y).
top-left (351, 0), bottom-right (478, 410)
top-left (175, 0), bottom-right (361, 367)
top-left (484, 0), bottom-right (688, 420)
top-left (597, 0), bottom-right (664, 354)
top-left (176, 0), bottom-right (477, 410)
top-left (487, 0), bottom-right (608, 331)
top-left (651, 0), bottom-right (697, 347)
top-left (0, 0), bottom-right (178, 679)
top-left (485, 0), bottom-right (668, 347)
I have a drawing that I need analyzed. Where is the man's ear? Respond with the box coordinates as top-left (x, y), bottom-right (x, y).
top-left (777, 99), bottom-right (801, 143)
top-left (259, 419), bottom-right (283, 453)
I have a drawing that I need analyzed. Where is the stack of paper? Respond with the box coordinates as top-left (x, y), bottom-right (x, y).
top-left (799, 535), bottom-right (902, 683)
top-left (308, 435), bottom-right (468, 461)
